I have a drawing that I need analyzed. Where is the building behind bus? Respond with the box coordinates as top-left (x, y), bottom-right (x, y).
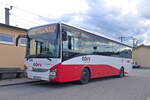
top-left (132, 44), bottom-right (150, 67)
top-left (0, 23), bottom-right (27, 79)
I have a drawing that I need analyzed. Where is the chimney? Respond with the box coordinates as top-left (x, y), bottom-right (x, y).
top-left (5, 6), bottom-right (13, 25)
top-left (5, 8), bottom-right (10, 25)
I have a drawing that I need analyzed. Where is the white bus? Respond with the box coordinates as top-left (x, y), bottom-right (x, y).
top-left (16, 23), bottom-right (132, 84)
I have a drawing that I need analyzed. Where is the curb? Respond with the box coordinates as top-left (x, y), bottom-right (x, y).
top-left (0, 80), bottom-right (40, 87)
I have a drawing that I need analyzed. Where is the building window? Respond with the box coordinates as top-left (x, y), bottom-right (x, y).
top-left (19, 38), bottom-right (27, 46)
top-left (0, 33), bottom-right (14, 44)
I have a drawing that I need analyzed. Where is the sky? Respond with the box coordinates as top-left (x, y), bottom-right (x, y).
top-left (0, 0), bottom-right (150, 46)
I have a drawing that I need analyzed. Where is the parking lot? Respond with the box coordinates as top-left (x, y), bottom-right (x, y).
top-left (0, 68), bottom-right (150, 100)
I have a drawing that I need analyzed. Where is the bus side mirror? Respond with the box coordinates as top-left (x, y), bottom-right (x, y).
top-left (16, 35), bottom-right (28, 46)
top-left (68, 36), bottom-right (72, 50)
top-left (93, 46), bottom-right (97, 50)
top-left (62, 31), bottom-right (67, 41)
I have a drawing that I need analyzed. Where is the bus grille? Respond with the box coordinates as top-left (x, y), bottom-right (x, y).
top-left (32, 68), bottom-right (48, 72)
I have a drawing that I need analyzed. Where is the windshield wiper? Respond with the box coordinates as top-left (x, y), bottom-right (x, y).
top-left (35, 54), bottom-right (52, 61)
top-left (26, 54), bottom-right (54, 61)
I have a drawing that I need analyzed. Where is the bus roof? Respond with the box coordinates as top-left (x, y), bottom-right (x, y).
top-left (28, 22), bottom-right (133, 48)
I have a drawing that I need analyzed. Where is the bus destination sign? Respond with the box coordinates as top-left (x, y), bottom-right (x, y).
top-left (29, 25), bottom-right (56, 35)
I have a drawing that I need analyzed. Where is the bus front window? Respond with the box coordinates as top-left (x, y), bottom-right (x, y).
top-left (27, 32), bottom-right (60, 58)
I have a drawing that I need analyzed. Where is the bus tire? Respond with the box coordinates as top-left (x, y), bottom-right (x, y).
top-left (80, 68), bottom-right (90, 84)
top-left (119, 67), bottom-right (124, 78)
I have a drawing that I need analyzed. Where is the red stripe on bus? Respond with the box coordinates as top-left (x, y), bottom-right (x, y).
top-left (49, 64), bottom-right (125, 82)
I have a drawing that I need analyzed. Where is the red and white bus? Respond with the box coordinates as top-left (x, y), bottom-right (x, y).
top-left (17, 23), bottom-right (132, 84)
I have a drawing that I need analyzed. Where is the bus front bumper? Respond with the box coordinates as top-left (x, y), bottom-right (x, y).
top-left (27, 71), bottom-right (50, 81)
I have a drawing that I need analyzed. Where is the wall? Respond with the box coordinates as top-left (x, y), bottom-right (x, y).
top-left (0, 26), bottom-right (26, 69)
top-left (133, 47), bottom-right (150, 67)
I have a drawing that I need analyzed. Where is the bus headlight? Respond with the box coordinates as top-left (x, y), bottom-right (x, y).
top-left (49, 69), bottom-right (57, 78)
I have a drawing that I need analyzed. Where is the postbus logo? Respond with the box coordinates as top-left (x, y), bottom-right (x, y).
top-left (82, 56), bottom-right (91, 62)
top-left (33, 63), bottom-right (42, 67)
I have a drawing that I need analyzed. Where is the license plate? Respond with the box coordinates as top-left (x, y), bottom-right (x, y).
top-left (33, 76), bottom-right (41, 80)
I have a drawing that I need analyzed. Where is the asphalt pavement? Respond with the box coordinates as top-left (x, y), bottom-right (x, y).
top-left (0, 68), bottom-right (150, 100)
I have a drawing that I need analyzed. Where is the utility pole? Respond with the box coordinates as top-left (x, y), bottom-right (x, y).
top-left (118, 36), bottom-right (138, 47)
top-left (121, 36), bottom-right (123, 42)
top-left (131, 37), bottom-right (138, 48)
top-left (119, 36), bottom-right (126, 43)
top-left (5, 6), bottom-right (13, 25)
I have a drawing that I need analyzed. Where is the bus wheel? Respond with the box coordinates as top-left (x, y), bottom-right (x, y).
top-left (80, 68), bottom-right (90, 84)
top-left (119, 67), bottom-right (124, 78)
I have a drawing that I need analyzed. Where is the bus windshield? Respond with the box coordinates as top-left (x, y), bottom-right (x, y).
top-left (26, 25), bottom-right (60, 58)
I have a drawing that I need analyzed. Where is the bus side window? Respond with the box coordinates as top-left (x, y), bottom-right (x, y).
top-left (62, 31), bottom-right (73, 50)
top-left (62, 29), bottom-right (69, 50)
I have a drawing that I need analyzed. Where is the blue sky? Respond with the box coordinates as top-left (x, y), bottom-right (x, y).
top-left (0, 0), bottom-right (150, 45)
